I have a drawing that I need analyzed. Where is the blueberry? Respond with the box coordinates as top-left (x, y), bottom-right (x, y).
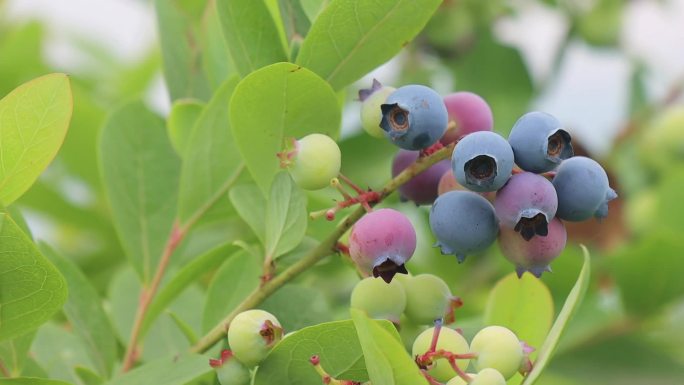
top-left (359, 79), bottom-right (396, 138)
top-left (397, 274), bottom-right (454, 325)
top-left (552, 156), bottom-right (617, 221)
top-left (469, 326), bottom-right (523, 380)
top-left (429, 191), bottom-right (499, 262)
top-left (210, 350), bottom-right (251, 385)
top-left (392, 149), bottom-right (451, 205)
top-left (349, 208), bottom-right (416, 283)
top-left (288, 133), bottom-right (341, 190)
top-left (380, 85), bottom-right (448, 150)
top-left (508, 112), bottom-right (573, 173)
top-left (499, 217), bottom-right (567, 278)
top-left (441, 92), bottom-right (493, 145)
top-left (447, 368), bottom-right (507, 385)
top-left (493, 172), bottom-right (558, 241)
top-left (451, 131), bottom-right (514, 192)
top-left (412, 326), bottom-right (470, 382)
top-left (228, 310), bottom-right (283, 368)
top-left (350, 276), bottom-right (406, 323)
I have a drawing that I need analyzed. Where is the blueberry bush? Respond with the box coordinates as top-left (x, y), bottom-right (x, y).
top-left (1, 0), bottom-right (683, 384)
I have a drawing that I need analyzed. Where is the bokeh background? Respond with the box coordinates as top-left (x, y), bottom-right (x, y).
top-left (2, 0), bottom-right (684, 384)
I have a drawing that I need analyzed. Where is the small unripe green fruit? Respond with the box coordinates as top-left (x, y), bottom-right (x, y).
top-left (289, 133), bottom-right (341, 190)
top-left (228, 309), bottom-right (283, 367)
top-left (400, 274), bottom-right (453, 324)
top-left (446, 368), bottom-right (506, 385)
top-left (412, 327), bottom-right (469, 382)
top-left (470, 326), bottom-right (523, 380)
top-left (360, 84), bottom-right (396, 138)
top-left (216, 359), bottom-right (251, 385)
top-left (350, 277), bottom-right (406, 323)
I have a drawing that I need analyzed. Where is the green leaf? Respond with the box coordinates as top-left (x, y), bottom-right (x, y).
top-left (155, 0), bottom-right (211, 100)
top-left (200, 2), bottom-right (236, 91)
top-left (0, 332), bottom-right (35, 376)
top-left (279, 0), bottom-right (312, 43)
top-left (295, 0), bottom-right (441, 90)
top-left (166, 311), bottom-right (198, 345)
top-left (229, 184), bottom-right (267, 244)
top-left (0, 73), bottom-right (72, 205)
top-left (0, 214), bottom-right (67, 342)
top-left (485, 272), bottom-right (554, 359)
top-left (265, 173), bottom-right (307, 260)
top-left (99, 101), bottom-right (180, 283)
top-left (31, 323), bottom-right (95, 383)
top-left (216, 0), bottom-right (288, 77)
top-left (262, 285), bottom-right (331, 331)
top-left (178, 77), bottom-right (244, 228)
top-left (39, 245), bottom-right (117, 378)
top-left (141, 243), bottom-right (235, 337)
top-left (521, 246), bottom-right (591, 385)
top-left (103, 354), bottom-right (211, 385)
top-left (351, 309), bottom-right (427, 385)
top-left (167, 99), bottom-right (205, 156)
top-left (202, 250), bottom-right (261, 332)
top-left (229, 62), bottom-right (341, 192)
top-left (74, 367), bottom-right (103, 385)
top-left (0, 379), bottom-right (73, 385)
top-left (254, 319), bottom-right (398, 385)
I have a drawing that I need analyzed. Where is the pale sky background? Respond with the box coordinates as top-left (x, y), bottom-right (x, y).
top-left (6, 0), bottom-right (684, 158)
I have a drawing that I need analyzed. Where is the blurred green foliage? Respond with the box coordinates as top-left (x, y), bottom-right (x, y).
top-left (0, 0), bottom-right (683, 384)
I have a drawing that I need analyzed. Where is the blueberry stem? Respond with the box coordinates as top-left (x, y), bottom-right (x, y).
top-left (428, 319), bottom-right (443, 353)
top-left (190, 143), bottom-right (456, 354)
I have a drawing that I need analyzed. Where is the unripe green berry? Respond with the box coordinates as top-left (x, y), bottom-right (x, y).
top-left (210, 350), bottom-right (251, 385)
top-left (446, 368), bottom-right (506, 385)
top-left (359, 80), bottom-right (396, 138)
top-left (412, 327), bottom-right (469, 382)
top-left (288, 133), bottom-right (341, 190)
top-left (350, 277), bottom-right (406, 323)
top-left (228, 309), bottom-right (283, 367)
top-left (400, 274), bottom-right (453, 324)
top-left (470, 326), bottom-right (523, 380)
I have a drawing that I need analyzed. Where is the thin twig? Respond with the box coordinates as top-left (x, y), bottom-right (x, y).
top-left (121, 222), bottom-right (185, 372)
top-left (190, 143), bottom-right (455, 353)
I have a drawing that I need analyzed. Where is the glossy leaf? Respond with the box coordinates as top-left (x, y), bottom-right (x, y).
top-left (229, 62), bottom-right (340, 192)
top-left (103, 354), bottom-right (211, 385)
top-left (155, 0), bottom-right (211, 100)
top-left (265, 173), bottom-right (307, 260)
top-left (40, 245), bottom-right (117, 378)
top-left (0, 214), bottom-right (67, 342)
top-left (141, 243), bottom-right (236, 337)
top-left (296, 0), bottom-right (441, 90)
top-left (521, 246), bottom-right (591, 385)
top-left (229, 183), bottom-right (267, 244)
top-left (351, 309), bottom-right (427, 385)
top-left (99, 101), bottom-right (180, 283)
top-left (178, 77), bottom-right (244, 228)
top-left (201, 250), bottom-right (261, 332)
top-left (485, 272), bottom-right (554, 359)
top-left (216, 0), bottom-right (288, 77)
top-left (0, 73), bottom-right (72, 205)
top-left (167, 99), bottom-right (205, 156)
top-left (254, 319), bottom-right (398, 385)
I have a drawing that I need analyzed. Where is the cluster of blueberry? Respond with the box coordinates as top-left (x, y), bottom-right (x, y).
top-left (358, 81), bottom-right (617, 279)
top-left (349, 273), bottom-right (530, 385)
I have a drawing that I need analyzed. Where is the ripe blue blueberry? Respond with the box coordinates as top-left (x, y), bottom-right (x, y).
top-left (451, 131), bottom-right (514, 192)
top-left (493, 172), bottom-right (558, 241)
top-left (429, 191), bottom-right (499, 262)
top-left (380, 85), bottom-right (448, 150)
top-left (552, 156), bottom-right (617, 221)
top-left (508, 112), bottom-right (573, 173)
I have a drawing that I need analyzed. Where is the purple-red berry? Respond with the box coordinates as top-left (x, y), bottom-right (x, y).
top-left (499, 217), bottom-right (567, 278)
top-left (392, 149), bottom-right (451, 205)
top-left (441, 92), bottom-right (494, 145)
top-left (349, 208), bottom-right (416, 283)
